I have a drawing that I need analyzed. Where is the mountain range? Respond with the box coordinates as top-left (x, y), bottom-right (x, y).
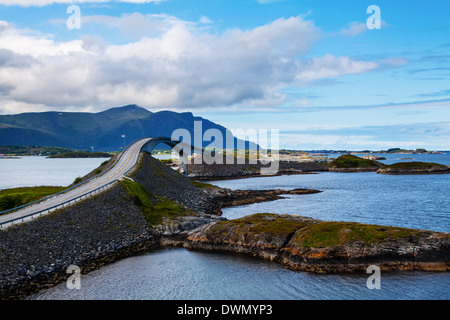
top-left (0, 105), bottom-right (257, 151)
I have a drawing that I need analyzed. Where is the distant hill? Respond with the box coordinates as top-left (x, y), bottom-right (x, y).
top-left (0, 105), bottom-right (258, 151)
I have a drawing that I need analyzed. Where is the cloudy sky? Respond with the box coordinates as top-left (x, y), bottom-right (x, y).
top-left (0, 0), bottom-right (449, 150)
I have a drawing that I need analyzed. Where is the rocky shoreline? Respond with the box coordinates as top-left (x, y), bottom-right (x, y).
top-left (163, 214), bottom-right (449, 273)
top-left (0, 153), bottom-right (323, 299)
top-left (0, 152), bottom-right (448, 299)
top-left (188, 155), bottom-right (450, 177)
top-left (376, 162), bottom-right (450, 175)
top-left (188, 159), bottom-right (328, 180)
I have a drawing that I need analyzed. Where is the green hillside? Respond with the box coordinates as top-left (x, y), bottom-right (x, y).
top-left (0, 105), bottom-right (256, 151)
top-left (329, 154), bottom-right (382, 168)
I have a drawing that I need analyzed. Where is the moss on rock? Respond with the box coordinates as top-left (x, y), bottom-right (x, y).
top-left (120, 179), bottom-right (193, 228)
top-left (329, 154), bottom-right (382, 169)
top-left (377, 161), bottom-right (450, 175)
top-left (289, 221), bottom-right (421, 248)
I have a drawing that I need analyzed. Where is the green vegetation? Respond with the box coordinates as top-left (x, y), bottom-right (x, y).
top-left (329, 154), bottom-right (381, 168)
top-left (48, 151), bottom-right (113, 158)
top-left (100, 160), bottom-right (109, 166)
top-left (151, 149), bottom-right (173, 155)
top-left (120, 179), bottom-right (193, 227)
top-left (203, 213), bottom-right (426, 248)
top-left (159, 159), bottom-right (174, 164)
top-left (148, 157), bottom-right (167, 178)
top-left (190, 180), bottom-right (217, 189)
top-left (0, 145), bottom-right (76, 156)
top-left (385, 148), bottom-right (411, 154)
top-left (206, 213), bottom-right (312, 239)
top-left (290, 221), bottom-right (420, 248)
top-left (380, 161), bottom-right (448, 170)
top-left (0, 186), bottom-right (67, 212)
top-left (279, 149), bottom-right (310, 155)
top-left (73, 177), bottom-right (83, 185)
top-left (371, 148), bottom-right (438, 154)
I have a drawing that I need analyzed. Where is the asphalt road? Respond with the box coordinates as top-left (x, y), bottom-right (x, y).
top-left (0, 138), bottom-right (151, 228)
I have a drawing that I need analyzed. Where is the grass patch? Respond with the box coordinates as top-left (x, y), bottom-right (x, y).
top-left (120, 179), bottom-right (193, 227)
top-left (148, 157), bottom-right (167, 178)
top-left (159, 159), bottom-right (174, 164)
top-left (190, 180), bottom-right (216, 189)
top-left (0, 186), bottom-right (67, 212)
top-left (290, 221), bottom-right (419, 248)
top-left (48, 151), bottom-right (112, 158)
top-left (329, 154), bottom-right (381, 168)
top-left (202, 213), bottom-right (426, 248)
top-left (73, 177), bottom-right (82, 185)
top-left (207, 213), bottom-right (313, 239)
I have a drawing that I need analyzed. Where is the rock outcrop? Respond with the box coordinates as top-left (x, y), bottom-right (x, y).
top-left (0, 153), bottom-right (221, 299)
top-left (376, 162), bottom-right (450, 175)
top-left (206, 187), bottom-right (321, 209)
top-left (0, 153), bottom-right (321, 299)
top-left (328, 154), bottom-right (383, 172)
top-left (170, 214), bottom-right (449, 273)
top-left (0, 183), bottom-right (156, 299)
top-left (188, 158), bottom-right (328, 180)
top-left (1, 152), bottom-right (448, 299)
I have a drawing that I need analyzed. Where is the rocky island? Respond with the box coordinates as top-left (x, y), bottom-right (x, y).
top-left (47, 151), bottom-right (113, 158)
top-left (0, 152), bottom-right (448, 299)
top-left (327, 154), bottom-right (383, 172)
top-left (166, 213), bottom-right (449, 273)
top-left (376, 162), bottom-right (450, 175)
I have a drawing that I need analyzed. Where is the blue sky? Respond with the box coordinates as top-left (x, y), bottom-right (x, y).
top-left (0, 0), bottom-right (449, 150)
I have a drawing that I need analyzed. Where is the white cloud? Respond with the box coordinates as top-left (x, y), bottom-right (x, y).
top-left (337, 20), bottom-right (389, 37)
top-left (198, 16), bottom-right (213, 25)
top-left (0, 20), bottom-right (10, 33)
top-left (80, 12), bottom-right (187, 39)
top-left (339, 22), bottom-right (367, 36)
top-left (280, 121), bottom-right (450, 150)
top-left (295, 54), bottom-right (379, 82)
top-left (0, 0), bottom-right (164, 6)
top-left (0, 14), bottom-right (386, 114)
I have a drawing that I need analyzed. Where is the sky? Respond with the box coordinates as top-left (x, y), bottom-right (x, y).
top-left (0, 0), bottom-right (449, 150)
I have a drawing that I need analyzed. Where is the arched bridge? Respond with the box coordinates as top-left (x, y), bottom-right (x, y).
top-left (141, 136), bottom-right (203, 176)
top-left (0, 137), bottom-right (201, 228)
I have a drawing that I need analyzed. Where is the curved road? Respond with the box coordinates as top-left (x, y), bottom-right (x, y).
top-left (0, 138), bottom-right (152, 228)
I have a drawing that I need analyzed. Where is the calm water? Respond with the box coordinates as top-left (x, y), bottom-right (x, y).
top-left (0, 155), bottom-right (177, 191)
top-left (30, 248), bottom-right (449, 300)
top-left (8, 152), bottom-right (450, 300)
top-left (325, 152), bottom-right (450, 166)
top-left (212, 153), bottom-right (450, 233)
top-left (0, 156), bottom-right (108, 190)
top-left (213, 172), bottom-right (450, 233)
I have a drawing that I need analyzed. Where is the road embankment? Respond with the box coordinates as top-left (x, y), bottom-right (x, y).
top-left (1, 152), bottom-right (448, 299)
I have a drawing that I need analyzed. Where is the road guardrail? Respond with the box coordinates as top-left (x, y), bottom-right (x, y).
top-left (0, 139), bottom-right (143, 229)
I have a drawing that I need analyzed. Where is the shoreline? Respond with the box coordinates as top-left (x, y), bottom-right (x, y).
top-left (190, 170), bottom-right (318, 181)
top-left (160, 213), bottom-right (449, 275)
top-left (1, 154), bottom-right (449, 300)
top-left (3, 186), bottom-right (449, 300)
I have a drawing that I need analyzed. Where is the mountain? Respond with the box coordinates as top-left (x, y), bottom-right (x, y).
top-left (0, 105), bottom-right (258, 151)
